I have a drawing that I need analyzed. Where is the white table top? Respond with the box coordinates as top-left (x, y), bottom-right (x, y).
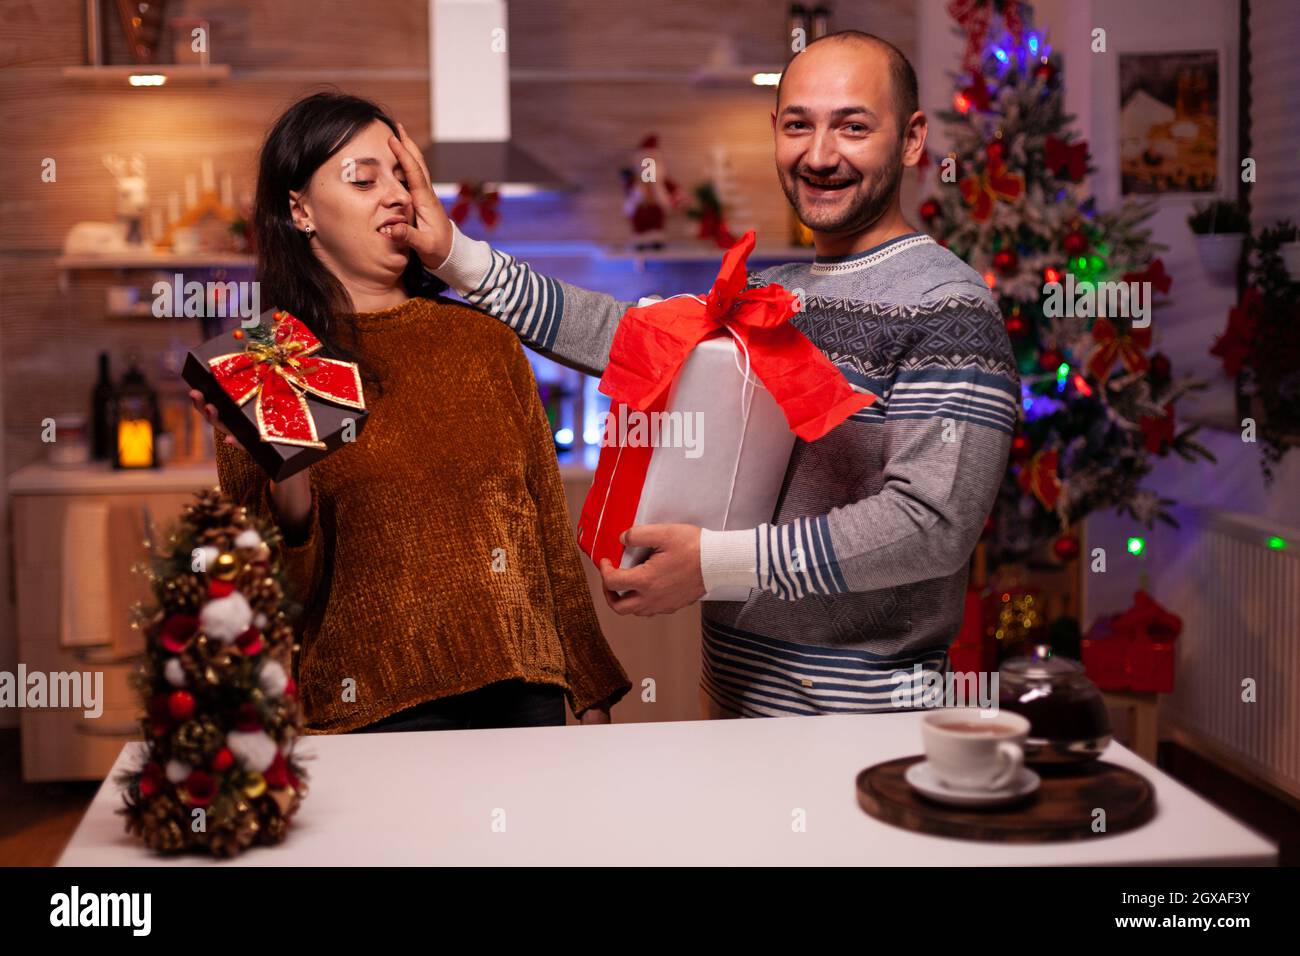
top-left (58, 713), bottom-right (1278, 866)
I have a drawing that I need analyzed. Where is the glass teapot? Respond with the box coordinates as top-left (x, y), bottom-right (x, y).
top-left (997, 644), bottom-right (1112, 764)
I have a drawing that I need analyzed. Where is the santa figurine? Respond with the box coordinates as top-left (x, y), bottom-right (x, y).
top-left (621, 135), bottom-right (684, 250)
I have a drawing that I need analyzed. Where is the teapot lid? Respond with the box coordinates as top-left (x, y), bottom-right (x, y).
top-left (1000, 644), bottom-right (1084, 681)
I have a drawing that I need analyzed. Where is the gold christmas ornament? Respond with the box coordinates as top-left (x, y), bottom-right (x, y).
top-left (243, 773), bottom-right (268, 798)
top-left (212, 551), bottom-right (239, 581)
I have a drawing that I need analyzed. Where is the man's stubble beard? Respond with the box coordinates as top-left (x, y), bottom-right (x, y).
top-left (779, 137), bottom-right (904, 237)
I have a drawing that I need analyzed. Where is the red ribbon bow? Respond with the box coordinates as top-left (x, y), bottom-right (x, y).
top-left (1122, 258), bottom-right (1172, 295)
top-left (1044, 135), bottom-right (1088, 182)
top-left (598, 230), bottom-right (874, 442)
top-left (1086, 317), bottom-right (1152, 384)
top-left (449, 182), bottom-right (500, 229)
top-left (208, 312), bottom-right (366, 448)
top-left (959, 156), bottom-right (1025, 222)
top-left (1017, 449), bottom-right (1061, 510)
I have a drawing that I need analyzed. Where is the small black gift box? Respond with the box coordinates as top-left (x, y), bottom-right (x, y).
top-left (182, 308), bottom-right (368, 481)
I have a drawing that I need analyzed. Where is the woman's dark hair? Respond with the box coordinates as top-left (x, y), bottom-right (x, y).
top-left (254, 91), bottom-right (447, 390)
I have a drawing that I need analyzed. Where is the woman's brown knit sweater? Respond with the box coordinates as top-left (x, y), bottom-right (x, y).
top-left (215, 295), bottom-right (631, 734)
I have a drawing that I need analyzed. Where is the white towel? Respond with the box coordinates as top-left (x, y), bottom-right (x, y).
top-left (60, 501), bottom-right (113, 648)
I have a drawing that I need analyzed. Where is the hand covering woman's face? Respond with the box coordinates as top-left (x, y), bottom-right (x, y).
top-left (288, 119), bottom-right (415, 287)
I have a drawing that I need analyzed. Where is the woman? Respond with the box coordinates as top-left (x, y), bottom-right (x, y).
top-left (193, 92), bottom-right (629, 734)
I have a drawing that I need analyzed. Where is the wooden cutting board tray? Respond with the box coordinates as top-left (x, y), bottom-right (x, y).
top-left (856, 755), bottom-right (1156, 843)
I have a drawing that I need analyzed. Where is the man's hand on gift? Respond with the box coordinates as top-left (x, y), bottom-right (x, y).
top-left (598, 524), bottom-right (706, 616)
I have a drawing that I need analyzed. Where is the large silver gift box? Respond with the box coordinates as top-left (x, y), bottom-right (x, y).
top-left (615, 334), bottom-right (796, 601)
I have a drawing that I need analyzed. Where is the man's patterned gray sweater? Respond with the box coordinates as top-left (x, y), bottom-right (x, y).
top-left (430, 223), bottom-right (1018, 717)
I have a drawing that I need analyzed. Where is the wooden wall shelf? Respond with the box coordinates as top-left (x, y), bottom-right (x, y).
top-left (60, 64), bottom-right (231, 85)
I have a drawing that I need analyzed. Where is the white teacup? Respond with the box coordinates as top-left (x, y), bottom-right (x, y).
top-left (921, 708), bottom-right (1029, 791)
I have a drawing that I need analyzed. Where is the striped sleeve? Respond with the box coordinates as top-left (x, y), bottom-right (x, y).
top-left (699, 294), bottom-right (1019, 599)
top-left (429, 220), bottom-right (635, 376)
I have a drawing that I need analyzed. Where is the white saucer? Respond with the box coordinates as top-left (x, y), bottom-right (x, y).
top-left (905, 759), bottom-right (1041, 807)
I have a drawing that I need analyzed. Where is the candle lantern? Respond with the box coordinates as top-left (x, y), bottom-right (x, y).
top-left (112, 360), bottom-right (160, 469)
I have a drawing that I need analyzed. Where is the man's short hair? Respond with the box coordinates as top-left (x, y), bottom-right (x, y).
top-left (777, 30), bottom-right (919, 134)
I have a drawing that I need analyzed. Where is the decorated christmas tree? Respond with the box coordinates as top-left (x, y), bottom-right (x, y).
top-left (922, 0), bottom-right (1213, 567)
top-left (119, 489), bottom-right (308, 857)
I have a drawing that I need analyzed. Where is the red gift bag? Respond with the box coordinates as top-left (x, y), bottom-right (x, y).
top-left (1082, 590), bottom-right (1181, 693)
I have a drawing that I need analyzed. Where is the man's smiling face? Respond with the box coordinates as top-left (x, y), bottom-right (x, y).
top-left (772, 41), bottom-right (907, 237)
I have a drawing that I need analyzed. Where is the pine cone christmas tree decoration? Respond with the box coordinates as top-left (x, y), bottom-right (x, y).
top-left (236, 565), bottom-right (282, 614)
top-left (124, 791), bottom-right (188, 854)
top-left (160, 572), bottom-right (204, 614)
top-left (172, 716), bottom-right (223, 766)
top-left (121, 489), bottom-right (307, 858)
top-left (201, 799), bottom-right (260, 858)
top-left (254, 795), bottom-right (290, 845)
top-left (181, 633), bottom-right (240, 688)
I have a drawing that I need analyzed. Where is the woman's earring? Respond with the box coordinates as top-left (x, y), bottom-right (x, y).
top-left (303, 224), bottom-right (314, 236)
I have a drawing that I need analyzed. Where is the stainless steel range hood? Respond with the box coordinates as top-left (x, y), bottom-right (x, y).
top-left (424, 0), bottom-right (566, 196)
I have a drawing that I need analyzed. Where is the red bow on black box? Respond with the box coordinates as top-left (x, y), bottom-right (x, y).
top-left (183, 309), bottom-right (369, 481)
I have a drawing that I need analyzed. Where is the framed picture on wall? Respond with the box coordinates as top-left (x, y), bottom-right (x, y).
top-left (1118, 50), bottom-right (1221, 196)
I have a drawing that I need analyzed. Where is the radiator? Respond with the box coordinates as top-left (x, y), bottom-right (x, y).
top-left (1162, 508), bottom-right (1300, 800)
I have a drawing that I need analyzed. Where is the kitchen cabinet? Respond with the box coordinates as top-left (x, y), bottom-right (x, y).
top-left (8, 462), bottom-right (218, 781)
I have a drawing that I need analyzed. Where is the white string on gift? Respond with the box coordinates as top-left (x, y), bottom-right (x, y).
top-left (587, 293), bottom-right (767, 553)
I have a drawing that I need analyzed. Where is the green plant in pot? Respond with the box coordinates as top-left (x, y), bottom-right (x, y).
top-left (1188, 199), bottom-right (1250, 284)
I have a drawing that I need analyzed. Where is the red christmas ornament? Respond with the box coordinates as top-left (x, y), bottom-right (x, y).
top-left (993, 248), bottom-right (1019, 276)
top-left (986, 140), bottom-right (1004, 162)
top-left (1053, 534), bottom-right (1081, 561)
top-left (211, 747), bottom-right (235, 773)
top-left (1010, 433), bottom-right (1032, 460)
top-left (182, 770), bottom-right (217, 807)
top-left (1063, 229), bottom-right (1088, 255)
top-left (1005, 313), bottom-right (1027, 336)
top-left (207, 579), bottom-right (236, 600)
top-left (235, 626), bottom-right (264, 656)
top-left (168, 690), bottom-right (195, 722)
top-left (159, 614), bottom-right (198, 654)
top-left (919, 199), bottom-right (941, 222)
top-left (1035, 61), bottom-right (1056, 84)
top-left (264, 752), bottom-right (292, 790)
top-left (1039, 348), bottom-right (1065, 370)
top-left (232, 329), bottom-right (245, 340)
top-left (236, 702), bottom-right (263, 732)
top-left (139, 762), bottom-right (164, 798)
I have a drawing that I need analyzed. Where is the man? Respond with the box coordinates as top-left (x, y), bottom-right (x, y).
top-left (388, 30), bottom-right (1018, 718)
